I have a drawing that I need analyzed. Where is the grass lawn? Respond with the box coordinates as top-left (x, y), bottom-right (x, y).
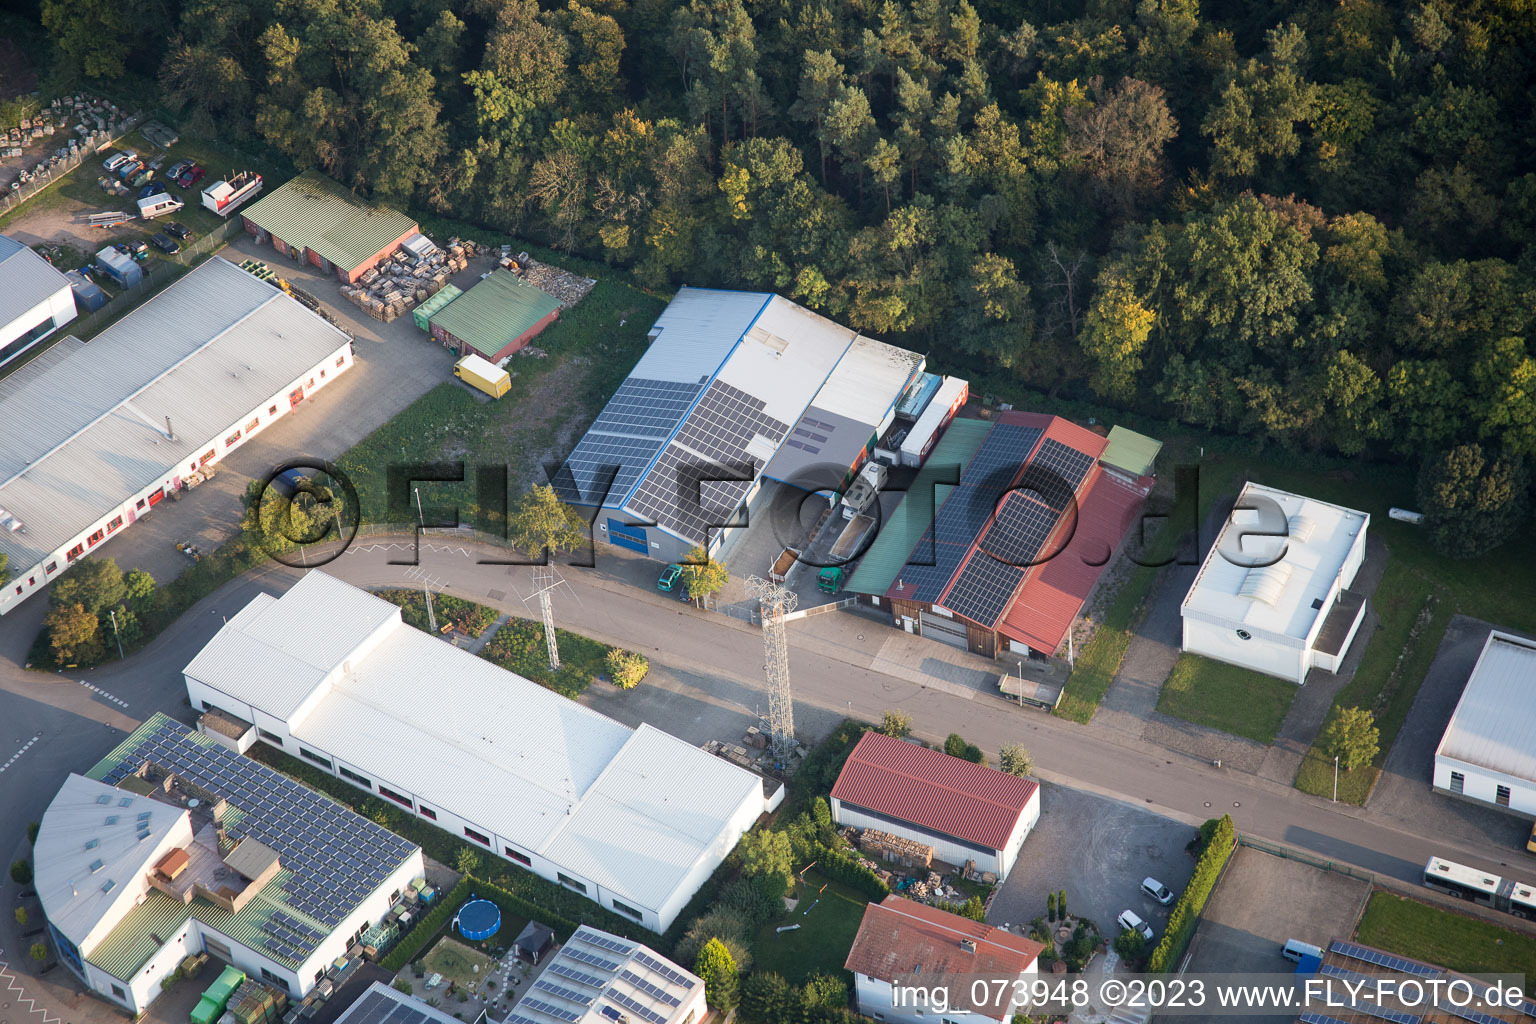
top-left (753, 872), bottom-right (869, 985)
top-left (420, 937), bottom-right (498, 990)
top-left (334, 275), bottom-right (665, 526)
top-left (480, 615), bottom-right (633, 697)
top-left (1294, 562), bottom-right (1453, 803)
top-left (1356, 891), bottom-right (1536, 976)
top-left (1156, 653), bottom-right (1300, 744)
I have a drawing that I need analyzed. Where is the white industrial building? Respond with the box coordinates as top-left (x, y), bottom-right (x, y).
top-left (830, 731), bottom-right (1040, 881)
top-left (36, 715), bottom-right (422, 1015)
top-left (556, 287), bottom-right (923, 563)
top-left (0, 233), bottom-right (76, 370)
top-left (1434, 630), bottom-right (1536, 815)
top-left (0, 256), bottom-right (354, 616)
top-left (504, 925), bottom-right (706, 1024)
top-left (1181, 482), bottom-right (1370, 684)
top-left (183, 571), bottom-right (779, 933)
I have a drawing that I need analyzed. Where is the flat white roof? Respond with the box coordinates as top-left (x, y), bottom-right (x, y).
top-left (629, 286), bottom-right (769, 384)
top-left (806, 336), bottom-right (923, 425)
top-left (713, 295), bottom-right (853, 424)
top-left (188, 572), bottom-right (766, 913)
top-left (0, 257), bottom-right (352, 576)
top-left (1181, 482), bottom-right (1368, 641)
top-left (33, 774), bottom-right (184, 948)
top-left (1437, 631), bottom-right (1536, 782)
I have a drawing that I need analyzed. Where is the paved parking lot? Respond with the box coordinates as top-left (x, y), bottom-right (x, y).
top-left (986, 782), bottom-right (1199, 941)
top-left (1371, 615), bottom-right (1535, 854)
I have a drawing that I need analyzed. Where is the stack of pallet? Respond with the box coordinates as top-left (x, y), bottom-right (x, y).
top-left (219, 980), bottom-right (288, 1024)
top-left (338, 236), bottom-right (480, 323)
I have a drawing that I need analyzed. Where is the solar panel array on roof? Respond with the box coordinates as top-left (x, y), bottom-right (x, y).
top-left (95, 716), bottom-right (415, 944)
top-left (558, 379), bottom-right (704, 502)
top-left (624, 380), bottom-right (789, 546)
top-left (620, 970), bottom-right (681, 1007)
top-left (1328, 941), bottom-right (1437, 977)
top-left (895, 423), bottom-right (1043, 602)
top-left (604, 990), bottom-right (666, 1024)
top-left (633, 952), bottom-right (695, 989)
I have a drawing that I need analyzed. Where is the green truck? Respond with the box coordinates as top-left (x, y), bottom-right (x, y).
top-left (818, 513), bottom-right (874, 594)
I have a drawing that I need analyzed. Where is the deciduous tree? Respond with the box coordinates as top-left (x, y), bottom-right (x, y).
top-left (1416, 444), bottom-right (1530, 559)
top-left (1322, 706), bottom-right (1379, 771)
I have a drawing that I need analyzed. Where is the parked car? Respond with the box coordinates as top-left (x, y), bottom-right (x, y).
top-left (175, 163), bottom-right (205, 188)
top-left (166, 158), bottom-right (194, 180)
top-left (1140, 878), bottom-right (1174, 905)
top-left (657, 564), bottom-right (684, 593)
top-left (1117, 910), bottom-right (1154, 942)
top-left (151, 232), bottom-right (180, 254)
top-left (164, 221), bottom-right (193, 241)
top-left (124, 239), bottom-right (149, 261)
top-left (104, 151), bottom-right (136, 171)
top-left (139, 182), bottom-right (168, 199)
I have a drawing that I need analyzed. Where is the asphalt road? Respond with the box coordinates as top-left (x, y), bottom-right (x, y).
top-left (0, 533), bottom-right (1529, 926)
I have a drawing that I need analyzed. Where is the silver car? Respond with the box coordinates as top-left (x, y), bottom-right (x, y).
top-left (1118, 909), bottom-right (1154, 942)
top-left (1140, 877), bottom-right (1175, 905)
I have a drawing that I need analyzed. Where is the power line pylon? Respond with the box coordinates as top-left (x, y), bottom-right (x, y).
top-left (530, 565), bottom-right (562, 670)
top-left (746, 575), bottom-right (798, 756)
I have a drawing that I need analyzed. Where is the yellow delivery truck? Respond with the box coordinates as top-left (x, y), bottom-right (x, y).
top-left (454, 353), bottom-right (511, 399)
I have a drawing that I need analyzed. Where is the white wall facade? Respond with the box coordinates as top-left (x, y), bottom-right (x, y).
top-left (831, 798), bottom-right (1032, 880)
top-left (1, 342), bottom-right (352, 616)
top-left (853, 964), bottom-right (1037, 1024)
top-left (1432, 755), bottom-right (1536, 817)
top-left (0, 285), bottom-right (76, 368)
top-left (1182, 616), bottom-right (1308, 684)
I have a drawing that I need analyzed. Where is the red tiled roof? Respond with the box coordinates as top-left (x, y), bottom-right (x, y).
top-left (830, 732), bottom-right (1039, 850)
top-left (999, 466), bottom-right (1152, 655)
top-left (845, 896), bottom-right (1044, 1020)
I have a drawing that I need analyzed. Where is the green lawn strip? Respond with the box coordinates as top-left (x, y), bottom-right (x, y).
top-left (479, 616), bottom-right (619, 697)
top-left (333, 277), bottom-right (663, 527)
top-left (1156, 653), bottom-right (1299, 744)
top-left (1356, 891), bottom-right (1536, 976)
top-left (751, 872), bottom-right (869, 985)
top-left (374, 588), bottom-right (498, 635)
top-left (1294, 563), bottom-right (1453, 803)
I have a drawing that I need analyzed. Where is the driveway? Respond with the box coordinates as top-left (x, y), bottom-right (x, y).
top-left (986, 782), bottom-right (1199, 941)
top-left (1370, 615), bottom-right (1536, 855)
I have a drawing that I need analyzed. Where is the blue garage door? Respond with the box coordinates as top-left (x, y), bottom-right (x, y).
top-left (607, 519), bottom-right (648, 553)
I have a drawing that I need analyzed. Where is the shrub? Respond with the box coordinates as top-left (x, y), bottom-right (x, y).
top-left (30, 942), bottom-right (48, 962)
top-left (738, 828), bottom-right (794, 884)
top-left (741, 972), bottom-right (796, 1023)
top-left (456, 847), bottom-right (481, 877)
top-left (15, 906), bottom-right (28, 926)
top-left (605, 648), bottom-right (649, 688)
top-left (696, 939), bottom-right (739, 1010)
top-left (1058, 890), bottom-right (1067, 920)
top-left (1062, 923), bottom-right (1095, 971)
top-left (815, 844), bottom-right (889, 901)
top-left (1113, 928), bottom-right (1147, 962)
top-left (27, 821), bottom-right (39, 844)
top-left (933, 896), bottom-right (985, 921)
top-left (717, 875), bottom-right (784, 928)
top-left (393, 979), bottom-right (413, 995)
top-left (999, 744), bottom-right (1033, 777)
top-left (1047, 892), bottom-right (1056, 922)
top-left (943, 732), bottom-right (986, 764)
top-left (879, 709), bottom-right (912, 737)
top-left (10, 858), bottom-right (33, 885)
top-left (1148, 815), bottom-right (1236, 972)
top-left (792, 720), bottom-right (869, 801)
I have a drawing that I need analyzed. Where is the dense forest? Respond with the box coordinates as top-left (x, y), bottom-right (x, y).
top-left (21, 0), bottom-right (1536, 546)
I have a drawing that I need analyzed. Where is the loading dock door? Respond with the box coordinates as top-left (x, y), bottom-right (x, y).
top-left (608, 519), bottom-right (648, 554)
top-left (921, 611), bottom-right (968, 649)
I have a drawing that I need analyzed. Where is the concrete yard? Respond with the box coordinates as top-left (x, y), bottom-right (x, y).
top-left (986, 782), bottom-right (1199, 942)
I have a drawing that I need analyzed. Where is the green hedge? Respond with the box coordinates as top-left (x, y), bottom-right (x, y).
top-left (1147, 816), bottom-right (1236, 972)
top-left (381, 878), bottom-right (474, 971)
top-left (814, 844), bottom-right (889, 902)
top-left (470, 877), bottom-right (580, 943)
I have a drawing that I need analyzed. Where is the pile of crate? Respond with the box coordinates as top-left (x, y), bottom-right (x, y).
top-left (3, 95), bottom-right (135, 160)
top-left (219, 980), bottom-right (288, 1024)
top-left (338, 236), bottom-right (481, 323)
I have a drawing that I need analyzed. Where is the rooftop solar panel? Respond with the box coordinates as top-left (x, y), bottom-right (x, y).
top-left (1328, 941), bottom-right (1438, 977)
top-left (634, 952), bottom-right (695, 989)
top-left (619, 970), bottom-right (682, 1006)
top-left (546, 962), bottom-right (609, 989)
top-left (604, 990), bottom-right (667, 1024)
top-left (533, 980), bottom-right (595, 1006)
top-left (520, 998), bottom-right (582, 1023)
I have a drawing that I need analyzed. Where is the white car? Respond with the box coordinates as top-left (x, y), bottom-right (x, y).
top-left (103, 151), bottom-right (136, 172)
top-left (1140, 877), bottom-right (1174, 905)
top-left (1118, 909), bottom-right (1154, 942)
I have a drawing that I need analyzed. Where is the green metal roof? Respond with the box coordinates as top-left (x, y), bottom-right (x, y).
top-left (1100, 425), bottom-right (1162, 478)
top-left (242, 171), bottom-right (418, 273)
top-left (413, 283), bottom-right (463, 331)
top-left (846, 418), bottom-right (993, 596)
top-left (428, 269), bottom-right (561, 358)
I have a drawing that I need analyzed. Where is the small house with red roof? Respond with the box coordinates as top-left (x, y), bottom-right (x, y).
top-left (844, 895), bottom-right (1044, 1024)
top-left (831, 731), bottom-right (1040, 880)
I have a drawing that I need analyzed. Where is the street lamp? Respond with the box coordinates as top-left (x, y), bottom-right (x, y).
top-left (1333, 755), bottom-right (1339, 803)
top-left (109, 608), bottom-right (124, 660)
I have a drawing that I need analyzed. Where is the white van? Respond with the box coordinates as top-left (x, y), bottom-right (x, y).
top-left (1282, 939), bottom-right (1323, 963)
top-left (137, 193), bottom-right (185, 219)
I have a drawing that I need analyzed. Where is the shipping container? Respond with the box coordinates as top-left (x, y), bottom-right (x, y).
top-left (95, 246), bottom-right (143, 288)
top-left (453, 353), bottom-right (511, 399)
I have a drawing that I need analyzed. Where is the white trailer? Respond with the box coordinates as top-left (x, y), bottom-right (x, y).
top-left (202, 172), bottom-right (264, 216)
top-left (899, 376), bottom-right (969, 468)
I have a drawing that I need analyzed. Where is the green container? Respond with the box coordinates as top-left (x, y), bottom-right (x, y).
top-left (413, 284), bottom-right (462, 332)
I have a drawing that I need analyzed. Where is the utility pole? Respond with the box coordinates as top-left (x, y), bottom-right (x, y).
top-left (746, 576), bottom-right (797, 757)
top-left (414, 487), bottom-right (426, 530)
top-left (1333, 755), bottom-right (1339, 804)
top-left (424, 581), bottom-right (437, 634)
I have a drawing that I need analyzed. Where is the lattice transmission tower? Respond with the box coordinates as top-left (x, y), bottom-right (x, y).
top-left (746, 575), bottom-right (798, 756)
top-left (530, 565), bottom-right (563, 670)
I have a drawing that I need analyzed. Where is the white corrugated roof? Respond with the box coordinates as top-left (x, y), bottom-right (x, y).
top-left (189, 572), bottom-right (766, 913)
top-left (540, 724), bottom-right (765, 910)
top-left (0, 257), bottom-right (352, 577)
top-left (34, 774), bottom-right (185, 948)
top-left (183, 573), bottom-right (401, 720)
top-left (0, 234), bottom-right (73, 332)
top-left (713, 295), bottom-right (854, 424)
top-left (1181, 482), bottom-right (1368, 640)
top-left (629, 286), bottom-right (769, 384)
top-left (1438, 631), bottom-right (1536, 781)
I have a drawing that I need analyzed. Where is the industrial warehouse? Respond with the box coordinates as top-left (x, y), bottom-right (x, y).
top-left (0, 233), bottom-right (77, 369)
top-left (182, 571), bottom-right (780, 933)
top-left (1433, 629), bottom-right (1536, 816)
top-left (0, 257), bottom-right (355, 616)
top-left (241, 171), bottom-right (420, 284)
top-left (555, 286), bottom-right (925, 563)
top-left (34, 715), bottom-right (423, 1015)
top-left (846, 414), bottom-right (1158, 659)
